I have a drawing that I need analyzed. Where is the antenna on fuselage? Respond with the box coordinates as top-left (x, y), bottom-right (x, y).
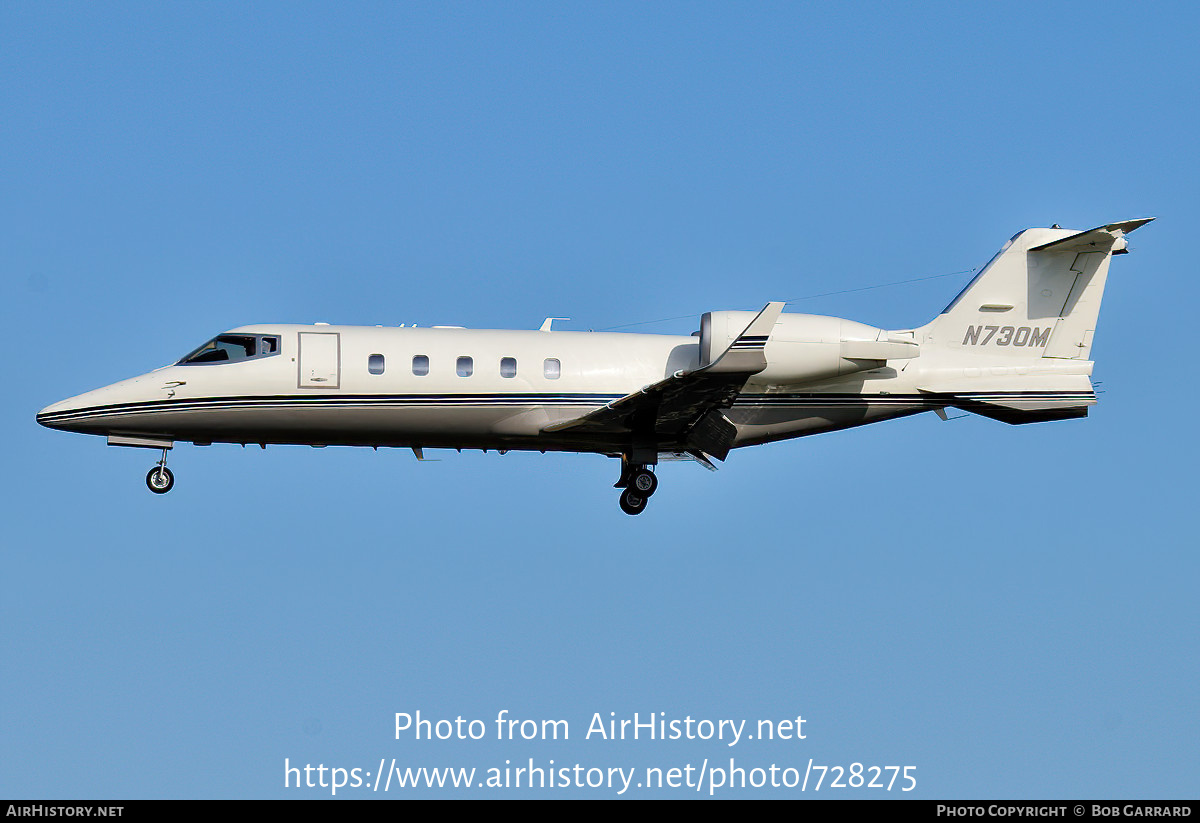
top-left (539, 317), bottom-right (570, 332)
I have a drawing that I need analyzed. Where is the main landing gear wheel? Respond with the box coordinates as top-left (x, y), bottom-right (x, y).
top-left (629, 469), bottom-right (657, 497)
top-left (146, 466), bottom-right (174, 494)
top-left (615, 459), bottom-right (657, 514)
top-left (619, 488), bottom-right (648, 516)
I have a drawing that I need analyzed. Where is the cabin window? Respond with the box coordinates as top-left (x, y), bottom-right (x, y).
top-left (500, 357), bottom-right (517, 378)
top-left (368, 354), bottom-right (385, 375)
top-left (457, 356), bottom-right (474, 377)
top-left (178, 334), bottom-right (281, 365)
top-left (412, 355), bottom-right (429, 376)
top-left (544, 358), bottom-right (561, 379)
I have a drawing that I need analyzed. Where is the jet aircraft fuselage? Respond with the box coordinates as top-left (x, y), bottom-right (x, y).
top-left (37, 218), bottom-right (1153, 513)
top-left (38, 323), bottom-right (930, 453)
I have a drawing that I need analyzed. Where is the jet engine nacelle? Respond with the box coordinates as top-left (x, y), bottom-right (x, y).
top-left (700, 311), bottom-right (919, 384)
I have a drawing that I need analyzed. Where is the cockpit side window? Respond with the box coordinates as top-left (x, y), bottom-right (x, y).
top-left (178, 334), bottom-right (281, 365)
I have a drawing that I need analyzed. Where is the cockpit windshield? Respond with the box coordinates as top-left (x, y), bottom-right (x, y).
top-left (178, 334), bottom-right (281, 365)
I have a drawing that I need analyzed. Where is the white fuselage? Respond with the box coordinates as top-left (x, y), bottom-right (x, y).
top-left (37, 322), bottom-right (932, 455)
top-left (34, 218), bottom-right (1140, 510)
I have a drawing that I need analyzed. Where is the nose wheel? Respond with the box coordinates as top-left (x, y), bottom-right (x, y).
top-left (616, 464), bottom-right (657, 515)
top-left (146, 449), bottom-right (174, 494)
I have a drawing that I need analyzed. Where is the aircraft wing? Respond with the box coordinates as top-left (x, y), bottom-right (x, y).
top-left (542, 302), bottom-right (785, 460)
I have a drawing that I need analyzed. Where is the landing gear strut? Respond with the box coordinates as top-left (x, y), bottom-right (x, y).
top-left (615, 456), bottom-right (657, 515)
top-left (146, 449), bottom-right (174, 494)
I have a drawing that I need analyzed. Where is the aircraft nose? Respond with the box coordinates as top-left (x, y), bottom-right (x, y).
top-left (37, 381), bottom-right (134, 433)
top-left (37, 396), bottom-right (75, 419)
top-left (37, 394), bottom-right (94, 431)
top-left (37, 372), bottom-right (165, 434)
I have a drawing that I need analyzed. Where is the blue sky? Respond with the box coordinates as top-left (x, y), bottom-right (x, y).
top-left (2, 1), bottom-right (1195, 798)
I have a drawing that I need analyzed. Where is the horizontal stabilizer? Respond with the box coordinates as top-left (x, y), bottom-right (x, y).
top-left (1029, 218), bottom-right (1154, 253)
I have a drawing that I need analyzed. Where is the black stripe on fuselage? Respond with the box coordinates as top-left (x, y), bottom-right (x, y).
top-left (37, 393), bottom-right (627, 424)
top-left (36, 390), bottom-right (1095, 426)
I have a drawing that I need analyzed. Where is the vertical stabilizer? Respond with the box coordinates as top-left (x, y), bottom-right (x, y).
top-left (915, 219), bottom-right (1152, 425)
top-left (925, 219), bottom-right (1152, 361)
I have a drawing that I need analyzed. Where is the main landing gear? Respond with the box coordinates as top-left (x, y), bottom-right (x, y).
top-left (616, 461), bottom-right (658, 515)
top-left (146, 449), bottom-right (174, 494)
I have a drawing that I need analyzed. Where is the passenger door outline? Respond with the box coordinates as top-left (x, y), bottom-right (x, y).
top-left (298, 332), bottom-right (340, 389)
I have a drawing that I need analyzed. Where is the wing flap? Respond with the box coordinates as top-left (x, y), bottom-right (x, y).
top-left (541, 368), bottom-right (746, 436)
top-left (686, 409), bottom-right (738, 461)
top-left (543, 302), bottom-right (785, 453)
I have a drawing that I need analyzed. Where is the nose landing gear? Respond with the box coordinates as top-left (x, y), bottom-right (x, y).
top-left (146, 449), bottom-right (174, 494)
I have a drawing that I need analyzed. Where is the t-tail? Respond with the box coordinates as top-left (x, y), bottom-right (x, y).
top-left (914, 218), bottom-right (1154, 424)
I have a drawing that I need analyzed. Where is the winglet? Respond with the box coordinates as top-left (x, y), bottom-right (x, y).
top-left (699, 302), bottom-right (785, 374)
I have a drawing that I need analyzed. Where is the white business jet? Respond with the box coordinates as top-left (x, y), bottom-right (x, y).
top-left (37, 218), bottom-right (1152, 514)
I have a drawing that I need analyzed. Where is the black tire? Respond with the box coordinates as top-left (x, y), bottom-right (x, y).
top-left (619, 488), bottom-right (647, 515)
top-left (629, 469), bottom-right (658, 496)
top-left (146, 466), bottom-right (174, 494)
